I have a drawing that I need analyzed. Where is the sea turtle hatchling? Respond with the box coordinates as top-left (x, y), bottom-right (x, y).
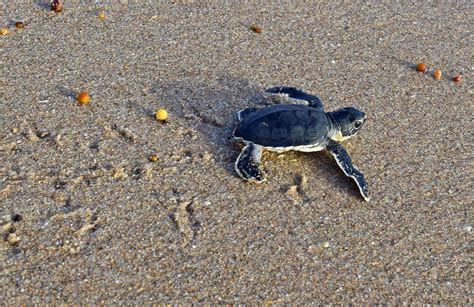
top-left (232, 86), bottom-right (370, 201)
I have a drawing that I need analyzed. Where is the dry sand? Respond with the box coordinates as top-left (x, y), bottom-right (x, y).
top-left (1, 2), bottom-right (472, 304)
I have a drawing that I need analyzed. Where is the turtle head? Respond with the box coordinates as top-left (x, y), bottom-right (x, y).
top-left (328, 107), bottom-right (366, 141)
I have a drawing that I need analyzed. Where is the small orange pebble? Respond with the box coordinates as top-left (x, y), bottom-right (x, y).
top-left (51, 0), bottom-right (63, 12)
top-left (155, 109), bottom-right (168, 122)
top-left (452, 74), bottom-right (462, 83)
top-left (433, 69), bottom-right (442, 79)
top-left (250, 25), bottom-right (262, 34)
top-left (148, 154), bottom-right (158, 162)
top-left (15, 21), bottom-right (25, 29)
top-left (0, 28), bottom-right (9, 36)
top-left (416, 63), bottom-right (426, 72)
top-left (98, 12), bottom-right (106, 20)
top-left (77, 92), bottom-right (91, 105)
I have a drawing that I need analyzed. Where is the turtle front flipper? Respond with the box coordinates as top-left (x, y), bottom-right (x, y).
top-left (263, 86), bottom-right (324, 110)
top-left (235, 143), bottom-right (265, 182)
top-left (326, 139), bottom-right (370, 201)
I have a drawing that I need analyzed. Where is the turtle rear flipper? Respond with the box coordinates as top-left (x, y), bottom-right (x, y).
top-left (326, 139), bottom-right (370, 201)
top-left (235, 143), bottom-right (265, 182)
top-left (263, 86), bottom-right (324, 110)
top-left (237, 107), bottom-right (258, 121)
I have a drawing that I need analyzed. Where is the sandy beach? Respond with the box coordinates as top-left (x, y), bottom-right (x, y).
top-left (1, 2), bottom-right (472, 304)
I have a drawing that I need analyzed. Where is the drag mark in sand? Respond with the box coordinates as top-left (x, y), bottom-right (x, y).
top-left (170, 201), bottom-right (198, 247)
top-left (190, 106), bottom-right (225, 128)
top-left (285, 174), bottom-right (309, 204)
top-left (110, 124), bottom-right (137, 142)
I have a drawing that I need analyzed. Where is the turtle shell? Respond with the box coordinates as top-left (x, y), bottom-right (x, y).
top-left (233, 104), bottom-right (331, 148)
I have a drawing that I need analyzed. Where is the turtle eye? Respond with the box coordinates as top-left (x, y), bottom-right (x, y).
top-left (354, 120), bottom-right (363, 129)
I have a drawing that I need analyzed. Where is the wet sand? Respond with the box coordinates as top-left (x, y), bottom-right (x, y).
top-left (1, 2), bottom-right (472, 304)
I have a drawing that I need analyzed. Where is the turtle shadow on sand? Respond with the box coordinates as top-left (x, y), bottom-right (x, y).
top-left (149, 75), bottom-right (369, 202)
top-left (397, 59), bottom-right (418, 70)
top-left (56, 85), bottom-right (78, 101)
top-left (267, 149), bottom-right (365, 202)
top-left (298, 150), bottom-right (366, 202)
top-left (149, 74), bottom-right (266, 168)
top-left (33, 0), bottom-right (52, 10)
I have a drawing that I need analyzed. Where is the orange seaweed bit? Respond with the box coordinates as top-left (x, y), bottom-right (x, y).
top-left (416, 63), bottom-right (426, 72)
top-left (77, 92), bottom-right (91, 105)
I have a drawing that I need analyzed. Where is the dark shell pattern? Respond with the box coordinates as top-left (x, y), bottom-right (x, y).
top-left (233, 104), bottom-right (331, 148)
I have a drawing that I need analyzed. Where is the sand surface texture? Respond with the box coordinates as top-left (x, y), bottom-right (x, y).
top-left (1, 2), bottom-right (472, 304)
